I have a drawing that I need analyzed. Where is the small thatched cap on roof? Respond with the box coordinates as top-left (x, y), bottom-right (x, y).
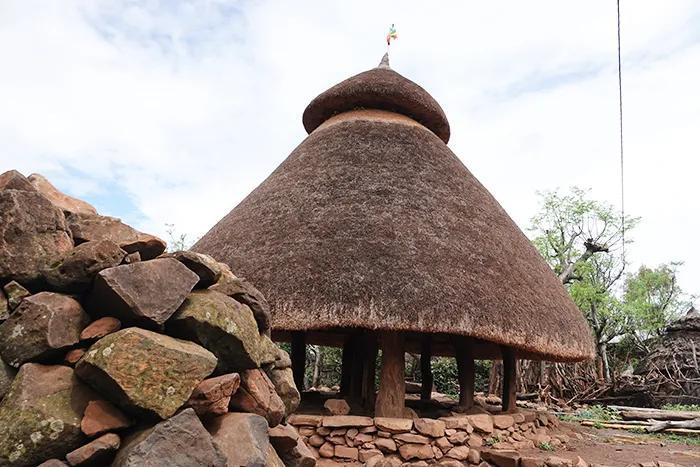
top-left (194, 55), bottom-right (595, 363)
top-left (666, 306), bottom-right (700, 333)
top-left (302, 53), bottom-right (451, 143)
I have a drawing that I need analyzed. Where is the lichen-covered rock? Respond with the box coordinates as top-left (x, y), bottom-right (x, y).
top-left (44, 240), bottom-right (126, 293)
top-left (0, 292), bottom-right (89, 367)
top-left (0, 190), bottom-right (73, 287)
top-left (206, 412), bottom-right (270, 467)
top-left (0, 290), bottom-right (8, 321)
top-left (266, 366), bottom-right (301, 415)
top-left (27, 173), bottom-right (98, 217)
top-left (112, 408), bottom-right (226, 467)
top-left (169, 251), bottom-right (222, 288)
top-left (0, 364), bottom-right (96, 467)
top-left (66, 213), bottom-right (165, 260)
top-left (3, 281), bottom-right (30, 310)
top-left (229, 369), bottom-right (286, 427)
top-left (86, 258), bottom-right (198, 327)
top-left (0, 356), bottom-right (15, 401)
top-left (0, 170), bottom-right (36, 192)
top-left (209, 271), bottom-right (271, 335)
top-left (168, 290), bottom-right (266, 371)
top-left (75, 327), bottom-right (217, 418)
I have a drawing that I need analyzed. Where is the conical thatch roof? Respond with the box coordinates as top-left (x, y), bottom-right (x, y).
top-left (193, 55), bottom-right (594, 362)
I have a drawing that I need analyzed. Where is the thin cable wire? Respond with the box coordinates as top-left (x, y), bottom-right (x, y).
top-left (617, 0), bottom-right (626, 271)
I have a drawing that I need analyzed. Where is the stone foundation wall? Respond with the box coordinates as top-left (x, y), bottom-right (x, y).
top-left (288, 411), bottom-right (575, 465)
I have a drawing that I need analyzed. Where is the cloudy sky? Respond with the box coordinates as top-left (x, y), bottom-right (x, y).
top-left (1, 1), bottom-right (698, 298)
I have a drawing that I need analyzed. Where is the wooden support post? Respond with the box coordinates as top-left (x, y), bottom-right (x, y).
top-left (361, 333), bottom-right (378, 410)
top-left (375, 332), bottom-right (406, 418)
top-left (420, 336), bottom-right (433, 401)
top-left (501, 346), bottom-right (517, 413)
top-left (291, 332), bottom-right (306, 391)
top-left (350, 335), bottom-right (365, 400)
top-left (455, 337), bottom-right (475, 409)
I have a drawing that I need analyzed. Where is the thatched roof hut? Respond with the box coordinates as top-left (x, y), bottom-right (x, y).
top-left (635, 307), bottom-right (700, 406)
top-left (194, 54), bottom-right (594, 415)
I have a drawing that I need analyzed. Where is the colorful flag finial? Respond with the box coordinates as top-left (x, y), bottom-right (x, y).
top-left (386, 24), bottom-right (398, 46)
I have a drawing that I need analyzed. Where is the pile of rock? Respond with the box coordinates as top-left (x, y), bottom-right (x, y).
top-left (287, 409), bottom-right (579, 466)
top-left (0, 170), bottom-right (312, 466)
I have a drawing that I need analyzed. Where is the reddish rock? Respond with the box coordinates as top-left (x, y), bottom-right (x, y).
top-left (287, 414), bottom-right (323, 427)
top-left (81, 399), bottom-right (131, 437)
top-left (0, 356), bottom-right (15, 400)
top-left (86, 258), bottom-right (198, 327)
top-left (206, 412), bottom-right (269, 467)
top-left (66, 213), bottom-right (166, 260)
top-left (66, 432), bottom-right (120, 466)
top-left (493, 414), bottom-right (515, 430)
top-left (76, 327), bottom-right (217, 419)
top-left (3, 281), bottom-right (29, 310)
top-left (467, 414), bottom-right (493, 434)
top-left (0, 292), bottom-right (89, 367)
top-left (0, 364), bottom-right (97, 466)
top-left (267, 365), bottom-right (301, 414)
top-left (374, 417), bottom-right (413, 433)
top-left (398, 443), bottom-right (434, 461)
top-left (0, 189), bottom-right (73, 286)
top-left (324, 398), bottom-right (351, 415)
top-left (64, 348), bottom-right (87, 366)
top-left (521, 458), bottom-right (545, 467)
top-left (335, 445), bottom-right (359, 460)
top-left (414, 418), bottom-right (446, 437)
top-left (482, 449), bottom-right (521, 467)
top-left (80, 317), bottom-right (122, 341)
top-left (229, 368), bottom-right (285, 427)
top-left (44, 240), bottom-right (126, 293)
top-left (323, 415), bottom-right (374, 428)
top-left (269, 423), bottom-right (301, 451)
top-left (186, 373), bottom-right (240, 417)
top-left (440, 416), bottom-right (473, 431)
top-left (37, 460), bottom-right (69, 467)
top-left (375, 438), bottom-right (397, 453)
top-left (122, 251), bottom-right (140, 264)
top-left (0, 170), bottom-right (35, 191)
top-left (113, 408), bottom-right (225, 466)
top-left (169, 250), bottom-right (222, 288)
top-left (28, 173), bottom-right (98, 216)
top-left (269, 424), bottom-right (316, 467)
top-left (394, 433), bottom-right (430, 444)
top-left (0, 290), bottom-right (7, 321)
top-left (318, 442), bottom-right (334, 458)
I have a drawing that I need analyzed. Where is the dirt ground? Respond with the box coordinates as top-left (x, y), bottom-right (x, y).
top-left (521, 424), bottom-right (700, 466)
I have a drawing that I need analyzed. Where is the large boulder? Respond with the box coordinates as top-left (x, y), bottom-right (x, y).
top-left (269, 424), bottom-right (316, 467)
top-left (266, 365), bottom-right (301, 415)
top-left (210, 271), bottom-right (271, 335)
top-left (229, 369), bottom-right (285, 427)
top-left (44, 240), bottom-right (126, 293)
top-left (169, 251), bottom-right (222, 288)
top-left (168, 290), bottom-right (266, 371)
top-left (75, 327), bottom-right (217, 418)
top-left (0, 292), bottom-right (89, 367)
top-left (86, 258), bottom-right (198, 327)
top-left (0, 364), bottom-right (96, 467)
top-left (66, 213), bottom-right (165, 260)
top-left (28, 173), bottom-right (98, 216)
top-left (0, 170), bottom-right (35, 192)
top-left (112, 408), bottom-right (226, 467)
top-left (206, 412), bottom-right (270, 467)
top-left (0, 189), bottom-right (73, 287)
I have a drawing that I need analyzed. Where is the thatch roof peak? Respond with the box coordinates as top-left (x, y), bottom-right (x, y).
top-left (302, 58), bottom-right (451, 143)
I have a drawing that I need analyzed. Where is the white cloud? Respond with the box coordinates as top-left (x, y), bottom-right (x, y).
top-left (0, 0), bottom-right (698, 298)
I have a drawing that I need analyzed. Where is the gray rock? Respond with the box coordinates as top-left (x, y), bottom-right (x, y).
top-left (207, 412), bottom-right (270, 467)
top-left (44, 240), bottom-right (127, 293)
top-left (75, 327), bottom-right (217, 419)
top-left (169, 251), bottom-right (222, 288)
top-left (86, 258), bottom-right (198, 327)
top-left (66, 213), bottom-right (165, 260)
top-left (112, 408), bottom-right (226, 467)
top-left (0, 356), bottom-right (15, 401)
top-left (0, 364), bottom-right (96, 467)
top-left (0, 292), bottom-right (89, 367)
top-left (0, 290), bottom-right (7, 321)
top-left (168, 290), bottom-right (266, 372)
top-left (0, 190), bottom-right (73, 287)
top-left (209, 271), bottom-right (271, 335)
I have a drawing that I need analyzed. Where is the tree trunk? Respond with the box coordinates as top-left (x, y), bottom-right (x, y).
top-left (489, 360), bottom-right (502, 396)
top-left (291, 332), bottom-right (306, 391)
top-left (420, 336), bottom-right (433, 401)
top-left (600, 342), bottom-right (611, 382)
top-left (375, 332), bottom-right (406, 418)
top-left (311, 345), bottom-right (322, 388)
top-left (501, 347), bottom-right (517, 413)
top-left (455, 338), bottom-right (475, 409)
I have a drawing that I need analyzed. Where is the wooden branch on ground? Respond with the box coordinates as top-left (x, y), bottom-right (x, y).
top-left (580, 420), bottom-right (700, 435)
top-left (607, 405), bottom-right (700, 421)
top-left (647, 418), bottom-right (700, 433)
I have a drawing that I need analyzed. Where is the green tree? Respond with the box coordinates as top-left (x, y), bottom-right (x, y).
top-left (623, 263), bottom-right (689, 353)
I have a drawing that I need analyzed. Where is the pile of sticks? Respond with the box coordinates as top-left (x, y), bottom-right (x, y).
top-left (578, 405), bottom-right (700, 435)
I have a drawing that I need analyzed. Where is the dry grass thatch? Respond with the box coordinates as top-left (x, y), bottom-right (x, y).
top-left (194, 60), bottom-right (595, 362)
